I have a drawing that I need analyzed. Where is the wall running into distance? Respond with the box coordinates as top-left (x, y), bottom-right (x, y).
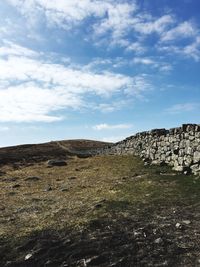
top-left (99, 124), bottom-right (200, 175)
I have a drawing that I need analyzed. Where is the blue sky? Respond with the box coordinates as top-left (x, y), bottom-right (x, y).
top-left (0, 0), bottom-right (200, 147)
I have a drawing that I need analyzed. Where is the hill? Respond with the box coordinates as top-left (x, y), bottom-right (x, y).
top-left (0, 139), bottom-right (111, 166)
top-left (0, 141), bottom-right (200, 266)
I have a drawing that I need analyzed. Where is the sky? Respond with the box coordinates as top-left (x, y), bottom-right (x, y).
top-left (0, 0), bottom-right (200, 147)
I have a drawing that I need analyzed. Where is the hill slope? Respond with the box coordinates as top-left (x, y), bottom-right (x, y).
top-left (0, 154), bottom-right (200, 266)
top-left (0, 139), bottom-right (111, 166)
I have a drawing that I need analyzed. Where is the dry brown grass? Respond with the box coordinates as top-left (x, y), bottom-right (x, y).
top-left (0, 155), bottom-right (141, 239)
top-left (1, 155), bottom-right (200, 266)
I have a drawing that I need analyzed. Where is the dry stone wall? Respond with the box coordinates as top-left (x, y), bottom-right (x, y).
top-left (99, 124), bottom-right (200, 175)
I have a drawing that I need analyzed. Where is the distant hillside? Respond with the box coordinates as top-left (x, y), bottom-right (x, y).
top-left (0, 139), bottom-right (111, 166)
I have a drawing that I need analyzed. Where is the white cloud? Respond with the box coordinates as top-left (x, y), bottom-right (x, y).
top-left (161, 21), bottom-right (198, 42)
top-left (0, 55), bottom-right (135, 96)
top-left (93, 123), bottom-right (133, 130)
top-left (0, 84), bottom-right (82, 122)
top-left (0, 41), bottom-right (150, 122)
top-left (165, 103), bottom-right (199, 114)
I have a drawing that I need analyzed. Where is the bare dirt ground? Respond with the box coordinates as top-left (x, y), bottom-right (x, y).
top-left (0, 142), bottom-right (200, 266)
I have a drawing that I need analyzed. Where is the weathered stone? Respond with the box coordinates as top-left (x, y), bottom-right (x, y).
top-left (172, 154), bottom-right (178, 161)
top-left (175, 222), bottom-right (182, 229)
top-left (184, 156), bottom-right (193, 167)
top-left (190, 164), bottom-right (200, 173)
top-left (186, 147), bottom-right (193, 155)
top-left (154, 237), bottom-right (163, 244)
top-left (178, 157), bottom-right (184, 165)
top-left (172, 165), bottom-right (184, 172)
top-left (193, 151), bottom-right (200, 163)
top-left (25, 253), bottom-right (33, 260)
top-left (182, 220), bottom-right (191, 225)
top-left (189, 136), bottom-right (195, 141)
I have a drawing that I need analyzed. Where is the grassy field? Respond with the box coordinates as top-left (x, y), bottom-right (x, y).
top-left (0, 154), bottom-right (200, 266)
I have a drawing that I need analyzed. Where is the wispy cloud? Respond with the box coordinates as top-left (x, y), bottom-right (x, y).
top-left (159, 36), bottom-right (200, 61)
top-left (157, 19), bottom-right (200, 61)
top-left (94, 100), bottom-right (130, 113)
top-left (133, 57), bottom-right (155, 65)
top-left (160, 21), bottom-right (198, 42)
top-left (132, 57), bottom-right (173, 72)
top-left (93, 2), bottom-right (137, 42)
top-left (0, 56), bottom-right (134, 96)
top-left (93, 123), bottom-right (133, 130)
top-left (124, 75), bottom-right (152, 97)
top-left (126, 42), bottom-right (146, 54)
top-left (93, 12), bottom-right (175, 52)
top-left (6, 0), bottom-right (200, 62)
top-left (133, 14), bottom-right (175, 35)
top-left (165, 103), bottom-right (199, 114)
top-left (7, 0), bottom-right (137, 31)
top-left (82, 57), bottom-right (128, 71)
top-left (0, 40), bottom-right (38, 57)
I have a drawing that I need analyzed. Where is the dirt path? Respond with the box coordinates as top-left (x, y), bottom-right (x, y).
top-left (55, 141), bottom-right (71, 152)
